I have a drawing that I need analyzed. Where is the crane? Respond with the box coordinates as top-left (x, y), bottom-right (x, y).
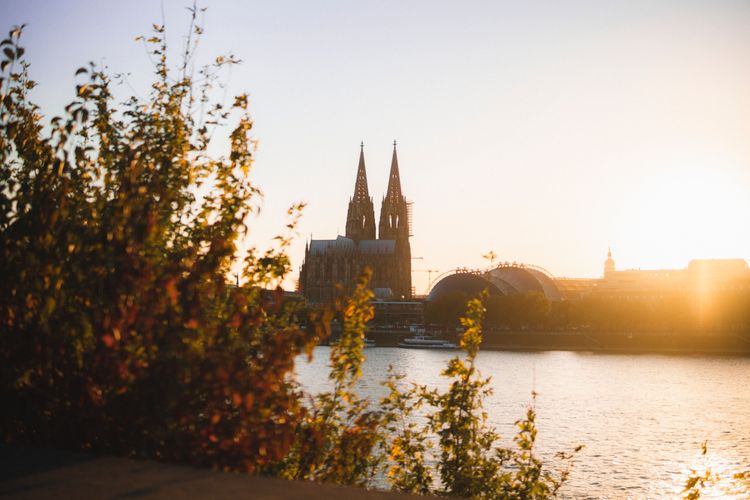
top-left (413, 268), bottom-right (440, 295)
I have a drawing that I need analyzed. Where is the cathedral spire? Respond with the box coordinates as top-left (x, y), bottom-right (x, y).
top-left (384, 140), bottom-right (403, 202)
top-left (345, 142), bottom-right (376, 240)
top-left (379, 140), bottom-right (409, 242)
top-left (352, 141), bottom-right (370, 203)
top-left (378, 140), bottom-right (412, 298)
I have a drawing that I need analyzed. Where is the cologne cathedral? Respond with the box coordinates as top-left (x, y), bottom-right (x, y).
top-left (299, 142), bottom-right (412, 303)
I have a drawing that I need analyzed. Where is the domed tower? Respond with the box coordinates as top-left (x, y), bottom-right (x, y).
top-left (345, 142), bottom-right (376, 241)
top-left (603, 248), bottom-right (615, 279)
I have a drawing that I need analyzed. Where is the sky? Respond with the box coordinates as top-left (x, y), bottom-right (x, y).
top-left (3, 0), bottom-right (750, 294)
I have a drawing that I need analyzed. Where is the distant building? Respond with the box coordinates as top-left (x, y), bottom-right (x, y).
top-left (426, 250), bottom-right (750, 303)
top-left (299, 142), bottom-right (412, 303)
top-left (553, 277), bottom-right (600, 301)
top-left (371, 300), bottom-right (424, 328)
top-left (603, 248), bottom-right (615, 278)
top-left (427, 264), bottom-right (570, 302)
top-left (594, 251), bottom-right (750, 300)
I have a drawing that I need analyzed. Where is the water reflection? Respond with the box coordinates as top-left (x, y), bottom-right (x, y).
top-left (296, 348), bottom-right (750, 498)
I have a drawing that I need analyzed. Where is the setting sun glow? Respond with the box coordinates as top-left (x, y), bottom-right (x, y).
top-left (618, 161), bottom-right (749, 271)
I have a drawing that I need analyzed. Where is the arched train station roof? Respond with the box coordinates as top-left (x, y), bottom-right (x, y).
top-left (427, 264), bottom-right (562, 302)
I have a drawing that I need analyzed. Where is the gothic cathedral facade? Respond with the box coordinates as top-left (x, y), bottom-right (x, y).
top-left (299, 143), bottom-right (412, 302)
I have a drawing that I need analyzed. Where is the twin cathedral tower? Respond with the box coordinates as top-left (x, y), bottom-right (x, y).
top-left (299, 142), bottom-right (412, 302)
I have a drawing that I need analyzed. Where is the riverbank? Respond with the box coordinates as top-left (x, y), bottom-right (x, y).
top-left (363, 329), bottom-right (750, 355)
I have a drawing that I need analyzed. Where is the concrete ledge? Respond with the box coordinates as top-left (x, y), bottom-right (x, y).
top-left (0, 445), bottom-right (415, 499)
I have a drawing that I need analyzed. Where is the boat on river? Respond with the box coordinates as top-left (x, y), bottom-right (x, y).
top-left (398, 334), bottom-right (456, 349)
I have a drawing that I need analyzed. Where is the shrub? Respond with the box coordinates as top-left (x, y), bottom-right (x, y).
top-left (383, 291), bottom-right (582, 498)
top-left (0, 17), bottom-right (315, 472)
top-left (681, 442), bottom-right (750, 499)
top-left (276, 270), bottom-right (386, 485)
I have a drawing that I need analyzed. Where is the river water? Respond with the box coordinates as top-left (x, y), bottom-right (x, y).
top-left (296, 347), bottom-right (750, 498)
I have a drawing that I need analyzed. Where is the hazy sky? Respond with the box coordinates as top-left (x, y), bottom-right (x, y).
top-left (4, 1), bottom-right (750, 293)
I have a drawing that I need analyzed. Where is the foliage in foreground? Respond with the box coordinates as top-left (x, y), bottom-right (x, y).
top-left (0, 15), bottom-right (590, 498)
top-left (681, 441), bottom-right (750, 499)
top-left (277, 271), bottom-right (385, 486)
top-left (384, 291), bottom-right (582, 498)
top-left (0, 18), bottom-right (315, 471)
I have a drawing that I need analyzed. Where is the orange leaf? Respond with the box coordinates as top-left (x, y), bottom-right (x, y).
top-left (244, 393), bottom-right (255, 411)
top-left (165, 278), bottom-right (178, 306)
